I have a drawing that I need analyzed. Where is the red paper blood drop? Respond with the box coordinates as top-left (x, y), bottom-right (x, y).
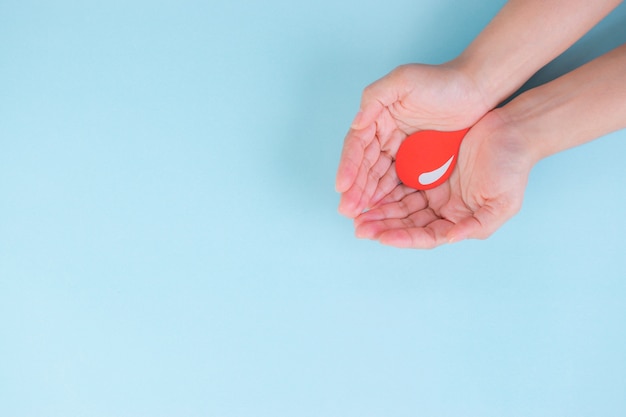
top-left (395, 128), bottom-right (469, 190)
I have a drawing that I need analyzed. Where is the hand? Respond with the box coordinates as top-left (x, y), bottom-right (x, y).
top-left (353, 111), bottom-right (535, 249)
top-left (335, 63), bottom-right (490, 218)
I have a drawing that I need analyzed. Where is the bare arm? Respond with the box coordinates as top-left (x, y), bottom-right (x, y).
top-left (451, 0), bottom-right (623, 108)
top-left (336, 0), bottom-right (623, 221)
top-left (500, 42), bottom-right (626, 164)
top-left (355, 43), bottom-right (626, 248)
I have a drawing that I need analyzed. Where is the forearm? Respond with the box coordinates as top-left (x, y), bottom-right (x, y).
top-left (499, 43), bottom-right (626, 162)
top-left (450, 0), bottom-right (622, 108)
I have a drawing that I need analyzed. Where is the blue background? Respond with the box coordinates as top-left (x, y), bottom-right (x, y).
top-left (2, 1), bottom-right (626, 416)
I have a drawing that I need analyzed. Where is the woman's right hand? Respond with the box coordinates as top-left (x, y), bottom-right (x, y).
top-left (335, 63), bottom-right (490, 218)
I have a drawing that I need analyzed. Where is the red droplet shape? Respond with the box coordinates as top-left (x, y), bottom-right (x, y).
top-left (395, 128), bottom-right (469, 190)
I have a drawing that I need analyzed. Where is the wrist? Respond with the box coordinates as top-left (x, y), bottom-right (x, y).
top-left (447, 52), bottom-right (528, 112)
top-left (436, 61), bottom-right (493, 124)
top-left (446, 55), bottom-right (498, 110)
top-left (493, 94), bottom-right (548, 165)
top-left (495, 43), bottom-right (626, 164)
top-left (485, 107), bottom-right (541, 170)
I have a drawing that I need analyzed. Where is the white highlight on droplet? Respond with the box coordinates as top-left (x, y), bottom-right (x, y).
top-left (418, 155), bottom-right (455, 186)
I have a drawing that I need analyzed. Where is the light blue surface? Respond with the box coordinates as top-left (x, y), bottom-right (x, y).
top-left (2, 1), bottom-right (626, 416)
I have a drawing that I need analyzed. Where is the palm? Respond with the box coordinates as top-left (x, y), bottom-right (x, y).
top-left (336, 64), bottom-right (488, 218)
top-left (353, 112), bottom-right (533, 248)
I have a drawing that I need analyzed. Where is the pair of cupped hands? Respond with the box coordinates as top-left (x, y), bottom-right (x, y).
top-left (335, 64), bottom-right (534, 249)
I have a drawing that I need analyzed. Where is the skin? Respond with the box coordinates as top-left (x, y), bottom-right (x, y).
top-left (335, 64), bottom-right (489, 218)
top-left (352, 44), bottom-right (626, 249)
top-left (353, 110), bottom-right (531, 248)
top-left (335, 0), bottom-right (625, 249)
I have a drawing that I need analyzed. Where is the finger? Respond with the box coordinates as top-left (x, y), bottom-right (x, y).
top-left (355, 191), bottom-right (428, 226)
top-left (356, 150), bottom-right (394, 212)
top-left (375, 183), bottom-right (416, 207)
top-left (338, 136), bottom-right (382, 217)
top-left (335, 123), bottom-right (376, 193)
top-left (356, 218), bottom-right (414, 241)
top-left (369, 162), bottom-right (400, 207)
top-left (378, 219), bottom-right (454, 249)
top-left (355, 210), bottom-right (437, 241)
top-left (367, 125), bottom-right (408, 206)
top-left (446, 203), bottom-right (511, 243)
